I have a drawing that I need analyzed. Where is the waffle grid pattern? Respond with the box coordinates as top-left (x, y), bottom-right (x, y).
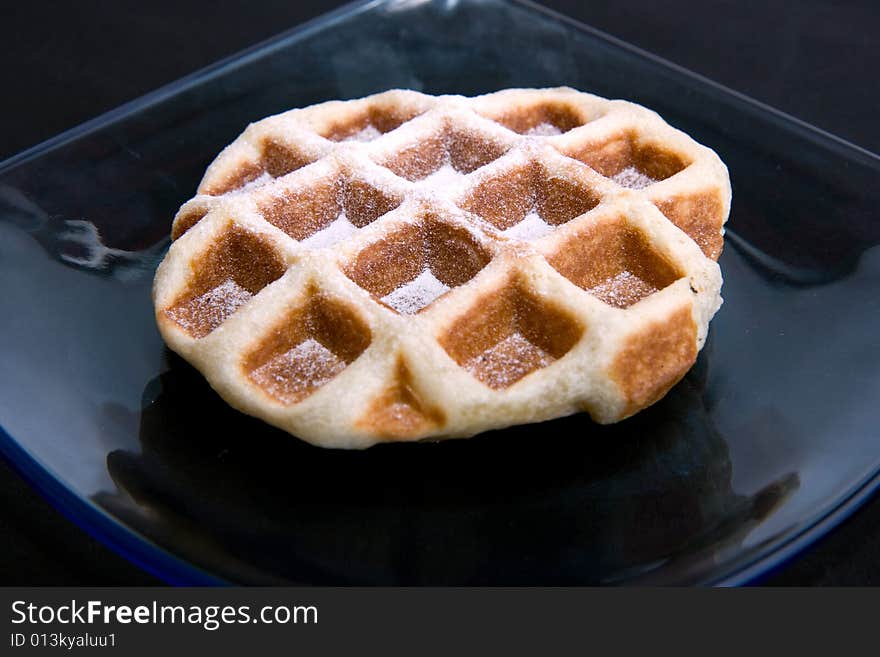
top-left (153, 88), bottom-right (730, 448)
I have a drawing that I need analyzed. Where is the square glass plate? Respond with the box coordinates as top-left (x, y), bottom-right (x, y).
top-left (1, 0), bottom-right (878, 585)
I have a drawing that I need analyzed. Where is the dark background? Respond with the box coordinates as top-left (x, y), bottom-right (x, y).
top-left (1, 0), bottom-right (878, 585)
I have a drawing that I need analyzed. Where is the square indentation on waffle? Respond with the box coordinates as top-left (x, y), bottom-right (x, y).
top-left (254, 160), bottom-right (406, 248)
top-left (172, 197), bottom-right (214, 240)
top-left (372, 113), bottom-right (514, 188)
top-left (475, 93), bottom-right (603, 137)
top-left (457, 151), bottom-right (603, 242)
top-left (242, 286), bottom-right (372, 405)
top-left (162, 224), bottom-right (287, 338)
top-left (559, 129), bottom-right (692, 189)
top-left (342, 210), bottom-right (495, 315)
top-left (200, 135), bottom-right (324, 196)
top-left (438, 274), bottom-right (584, 389)
top-left (356, 356), bottom-right (446, 439)
top-left (544, 213), bottom-right (683, 309)
top-left (310, 94), bottom-right (430, 143)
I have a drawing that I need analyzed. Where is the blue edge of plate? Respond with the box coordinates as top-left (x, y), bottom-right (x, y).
top-left (1, 0), bottom-right (878, 586)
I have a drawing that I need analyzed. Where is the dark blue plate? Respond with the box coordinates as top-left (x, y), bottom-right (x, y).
top-left (1, 0), bottom-right (878, 585)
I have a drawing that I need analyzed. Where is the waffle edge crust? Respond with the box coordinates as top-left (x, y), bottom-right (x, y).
top-left (152, 88), bottom-right (730, 449)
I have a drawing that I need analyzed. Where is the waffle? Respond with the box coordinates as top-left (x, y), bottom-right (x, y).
top-left (153, 88), bottom-right (730, 449)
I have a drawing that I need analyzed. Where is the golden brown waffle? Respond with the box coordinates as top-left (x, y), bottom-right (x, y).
top-left (153, 88), bottom-right (730, 448)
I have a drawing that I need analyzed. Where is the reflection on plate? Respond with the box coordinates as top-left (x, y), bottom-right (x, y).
top-left (93, 345), bottom-right (797, 584)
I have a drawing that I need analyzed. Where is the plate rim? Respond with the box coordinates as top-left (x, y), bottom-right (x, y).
top-left (0, 424), bottom-right (224, 585)
top-left (2, 0), bottom-right (878, 175)
top-left (3, 417), bottom-right (879, 585)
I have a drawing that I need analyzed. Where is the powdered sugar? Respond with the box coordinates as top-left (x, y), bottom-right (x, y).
top-left (251, 338), bottom-right (346, 403)
top-left (417, 163), bottom-right (466, 190)
top-left (588, 270), bottom-right (658, 308)
top-left (382, 401), bottom-right (421, 425)
top-left (168, 278), bottom-right (253, 335)
top-left (344, 124), bottom-right (383, 142)
top-left (381, 269), bottom-right (451, 314)
top-left (231, 171), bottom-right (274, 195)
top-left (503, 211), bottom-right (553, 241)
top-left (611, 166), bottom-right (656, 189)
top-left (301, 212), bottom-right (358, 249)
top-left (524, 122), bottom-right (562, 137)
top-left (466, 332), bottom-right (554, 388)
